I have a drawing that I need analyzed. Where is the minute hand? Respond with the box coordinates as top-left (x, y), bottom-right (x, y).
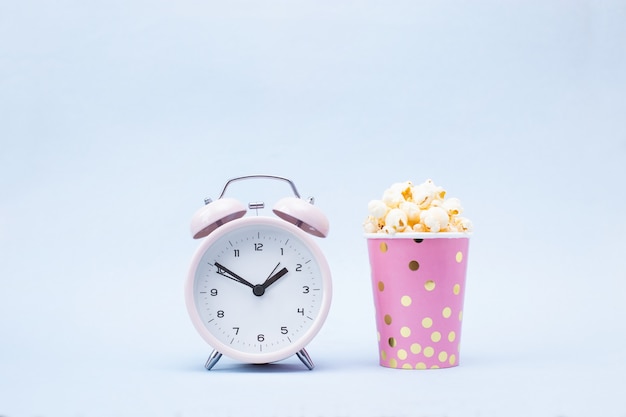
top-left (262, 267), bottom-right (289, 290)
top-left (214, 262), bottom-right (255, 289)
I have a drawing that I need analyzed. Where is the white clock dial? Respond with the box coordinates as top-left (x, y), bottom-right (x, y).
top-left (186, 217), bottom-right (331, 364)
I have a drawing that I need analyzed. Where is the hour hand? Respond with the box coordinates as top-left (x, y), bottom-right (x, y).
top-left (262, 266), bottom-right (288, 290)
top-left (214, 262), bottom-right (255, 289)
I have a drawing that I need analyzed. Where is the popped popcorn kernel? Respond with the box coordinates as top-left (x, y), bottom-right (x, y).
top-left (455, 217), bottom-right (474, 232)
top-left (399, 201), bottom-right (421, 223)
top-left (363, 218), bottom-right (379, 233)
top-left (384, 208), bottom-right (408, 233)
top-left (364, 179), bottom-right (472, 235)
top-left (368, 200), bottom-right (389, 220)
top-left (381, 189), bottom-right (404, 208)
top-left (442, 197), bottom-right (463, 216)
top-left (421, 206), bottom-right (448, 233)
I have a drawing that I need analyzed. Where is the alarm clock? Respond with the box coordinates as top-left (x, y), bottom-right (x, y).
top-left (185, 175), bottom-right (332, 370)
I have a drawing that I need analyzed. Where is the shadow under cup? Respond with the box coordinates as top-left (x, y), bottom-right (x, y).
top-left (366, 233), bottom-right (470, 370)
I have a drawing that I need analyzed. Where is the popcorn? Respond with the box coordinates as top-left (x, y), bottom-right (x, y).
top-left (384, 208), bottom-right (408, 233)
top-left (442, 197), bottom-right (462, 216)
top-left (381, 188), bottom-right (405, 208)
top-left (399, 201), bottom-right (420, 223)
top-left (364, 179), bottom-right (473, 234)
top-left (421, 206), bottom-right (449, 233)
top-left (368, 200), bottom-right (389, 220)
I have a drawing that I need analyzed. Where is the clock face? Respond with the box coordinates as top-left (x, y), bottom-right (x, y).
top-left (186, 216), bottom-right (332, 364)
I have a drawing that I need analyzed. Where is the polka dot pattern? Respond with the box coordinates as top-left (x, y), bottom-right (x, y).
top-left (401, 295), bottom-right (412, 307)
top-left (367, 236), bottom-right (470, 370)
top-left (423, 347), bottom-right (434, 358)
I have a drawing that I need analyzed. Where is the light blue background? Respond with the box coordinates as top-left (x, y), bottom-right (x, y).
top-left (1, 1), bottom-right (625, 416)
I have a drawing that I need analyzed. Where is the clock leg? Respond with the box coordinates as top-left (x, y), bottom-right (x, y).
top-left (205, 349), bottom-right (223, 370)
top-left (296, 348), bottom-right (314, 370)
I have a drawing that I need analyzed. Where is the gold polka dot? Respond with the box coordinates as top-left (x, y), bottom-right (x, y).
top-left (456, 251), bottom-right (463, 263)
top-left (384, 314), bottom-right (392, 325)
top-left (448, 331), bottom-right (456, 342)
top-left (389, 358), bottom-right (397, 368)
top-left (423, 347), bottom-right (434, 358)
top-left (402, 363), bottom-right (412, 369)
top-left (459, 310), bottom-right (463, 321)
top-left (401, 295), bottom-right (412, 307)
top-left (381, 350), bottom-right (387, 360)
top-left (430, 365), bottom-right (440, 369)
top-left (400, 327), bottom-right (411, 338)
top-left (438, 351), bottom-right (448, 363)
top-left (377, 281), bottom-right (385, 291)
top-left (449, 354), bottom-right (457, 365)
top-left (424, 280), bottom-right (436, 291)
top-left (421, 317), bottom-right (433, 328)
top-left (410, 343), bottom-right (422, 354)
top-left (442, 307), bottom-right (452, 318)
top-left (408, 260), bottom-right (420, 271)
top-left (431, 331), bottom-right (441, 343)
top-left (380, 242), bottom-right (388, 253)
top-left (377, 332), bottom-right (381, 341)
top-left (397, 349), bottom-right (408, 360)
top-left (388, 337), bottom-right (396, 348)
top-left (453, 284), bottom-right (461, 295)
top-left (416, 362), bottom-right (427, 370)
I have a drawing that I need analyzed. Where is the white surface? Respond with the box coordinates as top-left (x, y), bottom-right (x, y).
top-left (1, 1), bottom-right (625, 416)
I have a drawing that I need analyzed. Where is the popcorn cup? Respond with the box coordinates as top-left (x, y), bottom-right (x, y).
top-left (366, 233), bottom-right (470, 370)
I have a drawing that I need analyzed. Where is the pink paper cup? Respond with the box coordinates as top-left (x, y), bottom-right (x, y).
top-left (366, 233), bottom-right (470, 370)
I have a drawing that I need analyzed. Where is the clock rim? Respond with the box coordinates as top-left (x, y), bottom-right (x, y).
top-left (185, 216), bottom-right (332, 365)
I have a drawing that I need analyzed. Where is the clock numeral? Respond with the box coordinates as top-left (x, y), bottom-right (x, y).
top-left (281, 326), bottom-right (288, 335)
top-left (254, 243), bottom-right (263, 251)
top-left (217, 310), bottom-right (225, 318)
top-left (297, 308), bottom-right (305, 316)
top-left (210, 289), bottom-right (218, 296)
top-left (280, 248), bottom-right (284, 256)
top-left (296, 264), bottom-right (303, 272)
top-left (232, 327), bottom-right (240, 335)
top-left (302, 286), bottom-right (310, 294)
top-left (234, 249), bottom-right (240, 257)
top-left (257, 334), bottom-right (265, 342)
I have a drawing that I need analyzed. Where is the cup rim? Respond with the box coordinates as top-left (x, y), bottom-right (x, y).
top-left (364, 232), bottom-right (472, 239)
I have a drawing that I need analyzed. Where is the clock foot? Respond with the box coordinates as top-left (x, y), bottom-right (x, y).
top-left (296, 348), bottom-right (314, 370)
top-left (205, 349), bottom-right (223, 370)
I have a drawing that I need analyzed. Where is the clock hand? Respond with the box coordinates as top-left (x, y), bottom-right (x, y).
top-left (250, 265), bottom-right (289, 297)
top-left (264, 263), bottom-right (281, 283)
top-left (262, 267), bottom-right (289, 290)
top-left (214, 262), bottom-right (255, 289)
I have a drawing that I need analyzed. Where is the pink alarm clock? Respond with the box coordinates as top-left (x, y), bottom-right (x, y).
top-left (185, 175), bottom-right (332, 370)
